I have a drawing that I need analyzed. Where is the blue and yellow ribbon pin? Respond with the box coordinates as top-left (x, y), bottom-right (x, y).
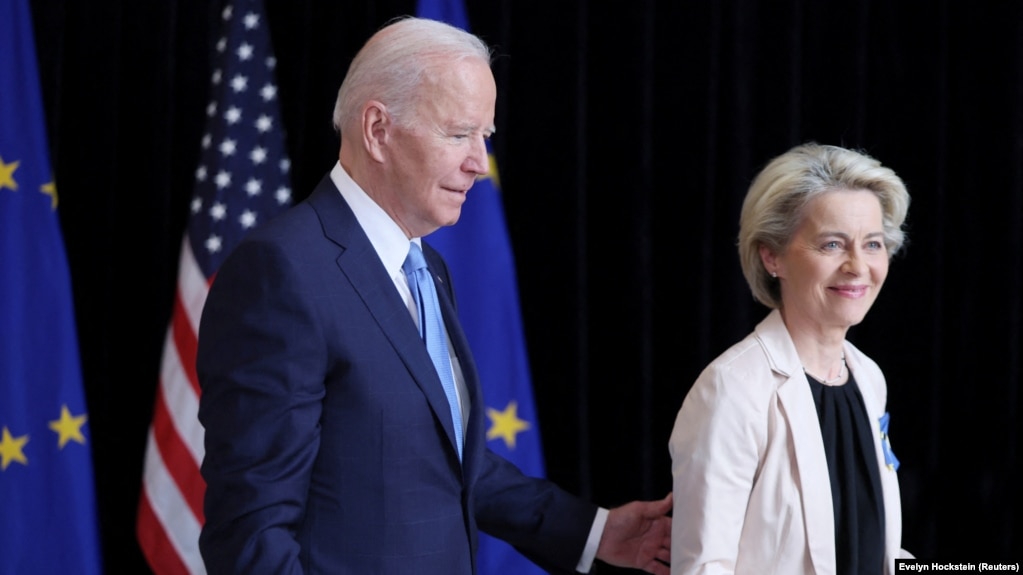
top-left (879, 412), bottom-right (900, 471)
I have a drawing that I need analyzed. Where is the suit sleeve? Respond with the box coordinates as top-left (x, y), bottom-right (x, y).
top-left (473, 449), bottom-right (598, 574)
top-left (196, 237), bottom-right (324, 575)
top-left (424, 241), bottom-right (598, 573)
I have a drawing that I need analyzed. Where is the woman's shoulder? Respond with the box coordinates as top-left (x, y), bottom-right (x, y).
top-left (692, 332), bottom-right (778, 399)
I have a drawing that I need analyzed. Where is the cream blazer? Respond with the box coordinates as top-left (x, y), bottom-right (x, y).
top-left (669, 309), bottom-right (911, 575)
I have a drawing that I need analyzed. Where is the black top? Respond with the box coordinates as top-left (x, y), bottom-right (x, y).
top-left (807, 371), bottom-right (886, 575)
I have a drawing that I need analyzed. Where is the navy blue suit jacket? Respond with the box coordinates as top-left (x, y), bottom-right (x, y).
top-left (197, 174), bottom-right (597, 574)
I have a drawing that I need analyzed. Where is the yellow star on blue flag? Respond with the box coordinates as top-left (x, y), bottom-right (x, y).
top-left (0, 427), bottom-right (30, 471)
top-left (49, 405), bottom-right (89, 449)
top-left (0, 156), bottom-right (20, 191)
top-left (486, 401), bottom-right (532, 449)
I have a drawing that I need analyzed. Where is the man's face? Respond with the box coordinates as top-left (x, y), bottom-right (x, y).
top-left (384, 57), bottom-right (496, 239)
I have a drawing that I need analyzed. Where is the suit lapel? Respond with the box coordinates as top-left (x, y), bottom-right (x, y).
top-left (306, 178), bottom-right (464, 461)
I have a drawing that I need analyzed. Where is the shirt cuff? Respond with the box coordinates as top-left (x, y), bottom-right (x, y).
top-left (575, 507), bottom-right (609, 573)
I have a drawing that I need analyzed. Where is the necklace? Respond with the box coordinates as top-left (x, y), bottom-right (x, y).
top-left (804, 354), bottom-right (846, 384)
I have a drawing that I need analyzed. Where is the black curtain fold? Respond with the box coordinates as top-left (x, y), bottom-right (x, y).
top-left (30, 0), bottom-right (1022, 572)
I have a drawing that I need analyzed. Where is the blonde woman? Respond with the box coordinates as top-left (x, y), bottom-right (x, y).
top-left (670, 143), bottom-right (914, 574)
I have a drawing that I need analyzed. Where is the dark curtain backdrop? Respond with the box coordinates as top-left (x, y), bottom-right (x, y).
top-left (29, 0), bottom-right (1021, 572)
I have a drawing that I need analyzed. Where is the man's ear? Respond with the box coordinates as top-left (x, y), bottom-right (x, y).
top-left (362, 100), bottom-right (389, 163)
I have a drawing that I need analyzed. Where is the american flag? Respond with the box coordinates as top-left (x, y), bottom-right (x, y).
top-left (136, 1), bottom-right (292, 573)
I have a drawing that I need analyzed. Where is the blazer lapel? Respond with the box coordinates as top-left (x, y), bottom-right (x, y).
top-left (777, 375), bottom-right (837, 575)
top-left (757, 311), bottom-right (837, 575)
top-left (846, 351), bottom-right (903, 569)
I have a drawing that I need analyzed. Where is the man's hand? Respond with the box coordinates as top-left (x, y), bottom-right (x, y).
top-left (595, 492), bottom-right (672, 575)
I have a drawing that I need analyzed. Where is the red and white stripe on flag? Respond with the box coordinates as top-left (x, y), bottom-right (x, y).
top-left (138, 239), bottom-right (209, 575)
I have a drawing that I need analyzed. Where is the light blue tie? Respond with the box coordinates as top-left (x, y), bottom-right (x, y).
top-left (403, 242), bottom-right (464, 459)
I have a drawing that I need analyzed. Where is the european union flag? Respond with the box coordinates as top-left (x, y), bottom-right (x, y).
top-left (416, 1), bottom-right (548, 573)
top-left (0, 1), bottom-right (104, 573)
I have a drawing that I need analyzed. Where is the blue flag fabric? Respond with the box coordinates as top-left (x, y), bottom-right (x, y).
top-left (0, 1), bottom-right (104, 573)
top-left (415, 2), bottom-right (549, 573)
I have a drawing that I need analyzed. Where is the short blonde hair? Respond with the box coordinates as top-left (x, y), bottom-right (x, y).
top-left (737, 143), bottom-right (911, 309)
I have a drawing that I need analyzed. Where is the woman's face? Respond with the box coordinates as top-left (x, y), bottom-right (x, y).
top-left (763, 189), bottom-right (889, 334)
